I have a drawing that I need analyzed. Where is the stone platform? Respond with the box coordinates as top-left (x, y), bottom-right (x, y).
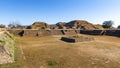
top-left (61, 36), bottom-right (94, 43)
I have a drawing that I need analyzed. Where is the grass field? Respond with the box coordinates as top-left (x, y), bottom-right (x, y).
top-left (1, 34), bottom-right (120, 68)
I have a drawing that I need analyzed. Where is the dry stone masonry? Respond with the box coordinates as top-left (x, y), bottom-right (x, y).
top-left (80, 30), bottom-right (120, 37)
top-left (0, 31), bottom-right (15, 64)
top-left (61, 36), bottom-right (94, 43)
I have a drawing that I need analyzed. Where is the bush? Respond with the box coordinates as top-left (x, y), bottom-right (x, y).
top-left (47, 61), bottom-right (58, 66)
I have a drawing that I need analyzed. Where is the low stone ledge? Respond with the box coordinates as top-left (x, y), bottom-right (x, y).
top-left (61, 36), bottom-right (94, 43)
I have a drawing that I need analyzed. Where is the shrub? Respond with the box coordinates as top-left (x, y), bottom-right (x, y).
top-left (47, 61), bottom-right (58, 66)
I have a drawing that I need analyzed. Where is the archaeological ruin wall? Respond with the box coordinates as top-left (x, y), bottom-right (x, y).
top-left (80, 30), bottom-right (120, 37)
top-left (8, 29), bottom-right (120, 37)
top-left (8, 29), bottom-right (81, 37)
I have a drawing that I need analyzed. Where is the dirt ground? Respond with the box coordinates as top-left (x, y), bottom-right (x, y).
top-left (1, 34), bottom-right (120, 68)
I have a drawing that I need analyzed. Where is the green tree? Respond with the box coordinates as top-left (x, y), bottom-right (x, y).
top-left (118, 25), bottom-right (120, 29)
top-left (0, 24), bottom-right (5, 28)
top-left (8, 21), bottom-right (21, 29)
top-left (102, 20), bottom-right (114, 28)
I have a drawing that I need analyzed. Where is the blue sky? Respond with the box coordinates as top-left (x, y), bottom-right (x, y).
top-left (0, 0), bottom-right (120, 27)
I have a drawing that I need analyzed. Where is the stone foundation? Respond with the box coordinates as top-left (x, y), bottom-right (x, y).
top-left (8, 29), bottom-right (120, 37)
top-left (8, 29), bottom-right (80, 37)
top-left (80, 30), bottom-right (120, 37)
top-left (61, 36), bottom-right (94, 43)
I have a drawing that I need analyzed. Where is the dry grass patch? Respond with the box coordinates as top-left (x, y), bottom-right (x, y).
top-left (1, 35), bottom-right (120, 68)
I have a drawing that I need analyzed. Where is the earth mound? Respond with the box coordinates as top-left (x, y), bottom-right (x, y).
top-left (94, 24), bottom-right (104, 30)
top-left (31, 22), bottom-right (50, 29)
top-left (31, 20), bottom-right (104, 30)
top-left (65, 20), bottom-right (103, 30)
top-left (56, 22), bottom-right (67, 29)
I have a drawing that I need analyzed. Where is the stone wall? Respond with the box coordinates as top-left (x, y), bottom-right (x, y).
top-left (50, 30), bottom-right (63, 35)
top-left (62, 30), bottom-right (76, 35)
top-left (0, 31), bottom-right (15, 64)
top-left (8, 29), bottom-right (80, 37)
top-left (80, 30), bottom-right (103, 35)
top-left (8, 30), bottom-right (23, 36)
top-left (80, 30), bottom-right (120, 37)
top-left (8, 29), bottom-right (120, 37)
top-left (61, 36), bottom-right (94, 43)
top-left (39, 30), bottom-right (51, 36)
top-left (23, 30), bottom-right (40, 37)
top-left (105, 30), bottom-right (120, 37)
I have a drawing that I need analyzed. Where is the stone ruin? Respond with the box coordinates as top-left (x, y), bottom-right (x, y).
top-left (61, 36), bottom-right (94, 43)
top-left (30, 20), bottom-right (103, 30)
top-left (31, 22), bottom-right (50, 29)
top-left (0, 31), bottom-right (15, 64)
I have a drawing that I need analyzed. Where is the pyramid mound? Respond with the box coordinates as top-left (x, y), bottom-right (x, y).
top-left (94, 24), bottom-right (104, 30)
top-left (31, 20), bottom-right (103, 30)
top-left (65, 20), bottom-right (103, 30)
top-left (31, 22), bottom-right (50, 29)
